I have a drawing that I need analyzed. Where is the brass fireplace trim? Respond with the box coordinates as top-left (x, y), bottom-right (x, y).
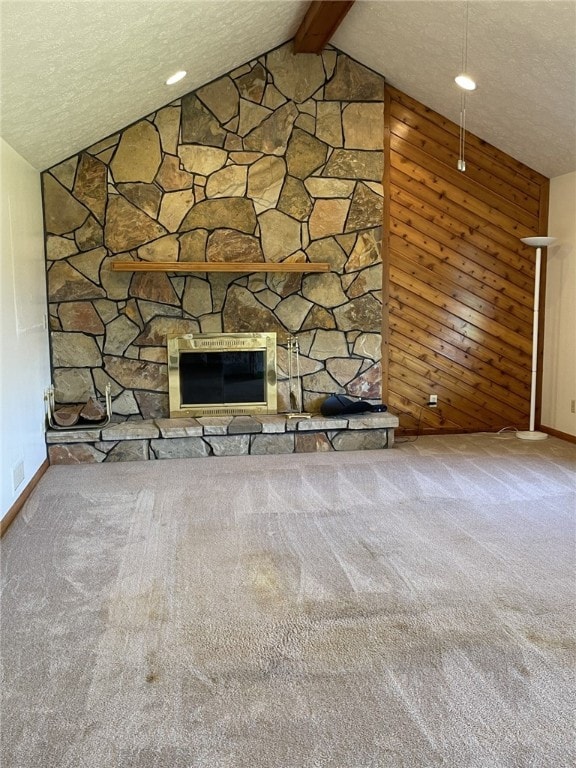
top-left (167, 332), bottom-right (278, 418)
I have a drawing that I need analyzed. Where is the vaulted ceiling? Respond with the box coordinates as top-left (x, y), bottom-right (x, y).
top-left (1, 1), bottom-right (575, 177)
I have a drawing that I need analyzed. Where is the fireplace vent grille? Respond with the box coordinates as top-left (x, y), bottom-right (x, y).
top-left (199, 408), bottom-right (253, 417)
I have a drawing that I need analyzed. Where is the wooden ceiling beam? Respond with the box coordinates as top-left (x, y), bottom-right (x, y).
top-left (294, 0), bottom-right (355, 54)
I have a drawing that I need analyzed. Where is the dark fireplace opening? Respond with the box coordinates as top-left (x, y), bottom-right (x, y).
top-left (180, 351), bottom-right (266, 406)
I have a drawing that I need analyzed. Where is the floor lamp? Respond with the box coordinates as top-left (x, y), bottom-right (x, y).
top-left (517, 236), bottom-right (556, 440)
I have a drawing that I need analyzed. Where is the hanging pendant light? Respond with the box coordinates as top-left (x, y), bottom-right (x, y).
top-left (455, 2), bottom-right (477, 172)
top-left (456, 74), bottom-right (477, 91)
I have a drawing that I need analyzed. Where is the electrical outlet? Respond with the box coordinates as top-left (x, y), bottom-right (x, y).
top-left (571, 399), bottom-right (575, 414)
top-left (12, 460), bottom-right (25, 493)
top-left (428, 394), bottom-right (438, 407)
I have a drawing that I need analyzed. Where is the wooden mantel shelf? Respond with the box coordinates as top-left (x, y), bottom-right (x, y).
top-left (111, 261), bottom-right (330, 273)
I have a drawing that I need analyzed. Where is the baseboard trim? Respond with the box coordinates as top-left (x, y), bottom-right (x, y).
top-left (540, 426), bottom-right (576, 444)
top-left (0, 458), bottom-right (50, 538)
top-left (397, 425), bottom-right (576, 444)
top-left (396, 427), bottom-right (483, 437)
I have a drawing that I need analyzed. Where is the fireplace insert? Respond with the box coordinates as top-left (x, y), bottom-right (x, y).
top-left (167, 332), bottom-right (277, 418)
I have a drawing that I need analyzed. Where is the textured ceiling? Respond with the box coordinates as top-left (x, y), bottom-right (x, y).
top-left (1, 0), bottom-right (575, 178)
top-left (0, 0), bottom-right (309, 170)
top-left (334, 0), bottom-right (576, 179)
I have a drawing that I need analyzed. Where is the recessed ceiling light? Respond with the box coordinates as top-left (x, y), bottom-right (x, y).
top-left (455, 74), bottom-right (477, 91)
top-left (166, 70), bottom-right (186, 86)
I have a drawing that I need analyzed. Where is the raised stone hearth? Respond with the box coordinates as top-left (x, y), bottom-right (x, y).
top-left (46, 412), bottom-right (399, 464)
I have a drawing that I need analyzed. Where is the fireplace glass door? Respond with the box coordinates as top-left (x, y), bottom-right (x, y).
top-left (167, 332), bottom-right (277, 417)
top-left (179, 351), bottom-right (265, 406)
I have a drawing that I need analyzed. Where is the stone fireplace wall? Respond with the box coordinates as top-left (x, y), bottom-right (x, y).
top-left (43, 43), bottom-right (384, 420)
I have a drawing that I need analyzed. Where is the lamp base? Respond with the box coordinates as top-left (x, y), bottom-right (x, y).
top-left (515, 430), bottom-right (548, 441)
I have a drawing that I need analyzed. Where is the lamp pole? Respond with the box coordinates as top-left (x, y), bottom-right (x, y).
top-left (517, 236), bottom-right (556, 440)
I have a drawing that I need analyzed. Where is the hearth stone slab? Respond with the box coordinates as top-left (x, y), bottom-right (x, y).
top-left (46, 412), bottom-right (399, 464)
top-left (330, 429), bottom-right (390, 451)
top-left (286, 416), bottom-right (348, 431)
top-left (205, 434), bottom-right (251, 456)
top-left (294, 432), bottom-right (333, 453)
top-left (48, 443), bottom-right (106, 463)
top-left (227, 416), bottom-right (263, 434)
top-left (345, 413), bottom-right (397, 429)
top-left (155, 418), bottom-right (203, 438)
top-left (197, 416), bottom-right (232, 435)
top-left (150, 437), bottom-right (210, 459)
top-left (256, 416), bottom-right (288, 433)
top-left (45, 428), bottom-right (107, 443)
top-left (107, 440), bottom-right (150, 462)
top-left (101, 421), bottom-right (160, 440)
top-left (250, 433), bottom-right (295, 455)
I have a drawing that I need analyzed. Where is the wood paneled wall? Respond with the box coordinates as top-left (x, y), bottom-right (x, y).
top-left (383, 86), bottom-right (550, 434)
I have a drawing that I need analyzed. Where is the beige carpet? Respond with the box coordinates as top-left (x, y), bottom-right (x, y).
top-left (1, 434), bottom-right (575, 767)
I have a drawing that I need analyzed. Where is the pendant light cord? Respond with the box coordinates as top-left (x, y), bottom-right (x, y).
top-left (458, 1), bottom-right (470, 172)
top-left (462, 1), bottom-right (469, 75)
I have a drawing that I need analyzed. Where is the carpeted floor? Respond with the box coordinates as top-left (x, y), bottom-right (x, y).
top-left (1, 434), bottom-right (575, 768)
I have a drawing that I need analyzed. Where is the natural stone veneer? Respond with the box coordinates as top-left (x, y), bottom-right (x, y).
top-left (43, 43), bottom-right (384, 419)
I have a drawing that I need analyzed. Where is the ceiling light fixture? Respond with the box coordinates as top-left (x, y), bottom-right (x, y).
top-left (166, 70), bottom-right (186, 86)
top-left (456, 2), bottom-right (476, 172)
top-left (455, 74), bottom-right (477, 91)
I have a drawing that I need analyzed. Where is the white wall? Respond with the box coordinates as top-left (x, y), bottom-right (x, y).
top-left (0, 138), bottom-right (51, 521)
top-left (541, 171), bottom-right (576, 437)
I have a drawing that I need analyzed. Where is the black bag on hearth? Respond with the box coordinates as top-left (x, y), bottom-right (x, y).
top-left (320, 395), bottom-right (387, 417)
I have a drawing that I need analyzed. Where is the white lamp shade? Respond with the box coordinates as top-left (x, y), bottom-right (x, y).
top-left (521, 237), bottom-right (557, 248)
